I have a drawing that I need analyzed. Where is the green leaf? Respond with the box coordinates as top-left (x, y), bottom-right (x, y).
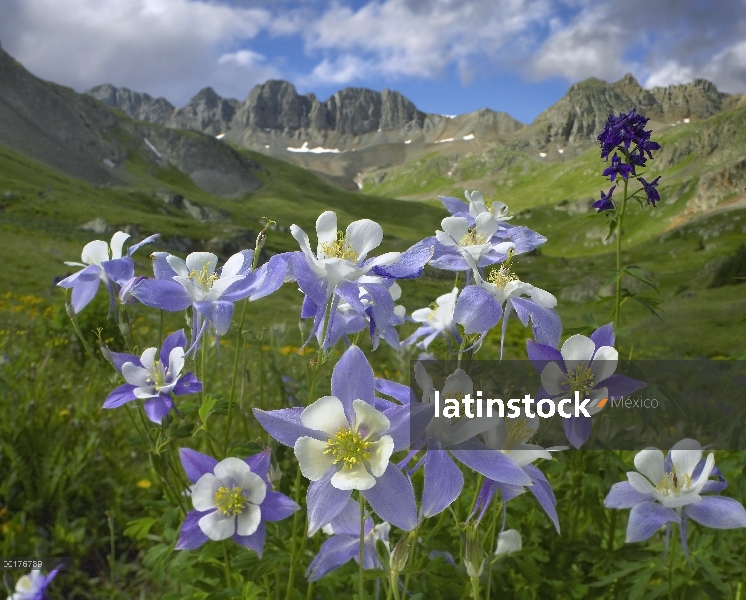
top-left (123, 517), bottom-right (157, 541)
top-left (605, 218), bottom-right (618, 242)
top-left (629, 294), bottom-right (664, 319)
top-left (198, 396), bottom-right (218, 427)
top-left (624, 265), bottom-right (659, 292)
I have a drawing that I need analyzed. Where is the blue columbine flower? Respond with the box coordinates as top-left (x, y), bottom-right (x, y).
top-left (133, 249), bottom-right (288, 350)
top-left (254, 345), bottom-right (416, 535)
top-left (6, 568), bottom-right (59, 600)
top-left (287, 211), bottom-right (432, 349)
top-left (593, 186), bottom-right (616, 213)
top-left (306, 498), bottom-right (390, 581)
top-left (175, 448), bottom-right (299, 555)
top-left (453, 251), bottom-right (561, 357)
top-left (639, 176), bottom-right (661, 206)
top-left (402, 287), bottom-right (462, 352)
top-left (469, 411), bottom-right (565, 532)
top-left (57, 231), bottom-right (159, 314)
top-left (393, 364), bottom-right (533, 520)
top-left (605, 439), bottom-right (746, 556)
top-left (526, 324), bottom-right (645, 448)
top-left (102, 329), bottom-right (201, 423)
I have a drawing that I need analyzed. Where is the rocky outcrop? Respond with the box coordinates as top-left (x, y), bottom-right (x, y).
top-left (528, 73), bottom-right (742, 150)
top-left (170, 87), bottom-right (240, 136)
top-left (87, 83), bottom-right (175, 123)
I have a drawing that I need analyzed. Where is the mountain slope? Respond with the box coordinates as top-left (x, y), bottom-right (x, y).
top-left (0, 41), bottom-right (263, 198)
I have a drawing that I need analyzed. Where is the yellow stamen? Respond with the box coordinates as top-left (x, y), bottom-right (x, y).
top-left (188, 263), bottom-right (220, 290)
top-left (214, 486), bottom-right (247, 516)
top-left (324, 428), bottom-right (371, 469)
top-left (321, 231), bottom-right (359, 261)
top-left (458, 227), bottom-right (487, 246)
top-left (562, 365), bottom-right (595, 396)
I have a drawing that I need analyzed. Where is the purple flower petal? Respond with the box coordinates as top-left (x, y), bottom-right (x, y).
top-left (381, 403), bottom-right (410, 452)
top-left (306, 534), bottom-right (359, 581)
top-left (511, 297), bottom-right (562, 348)
top-left (102, 257), bottom-right (135, 286)
top-left (126, 233), bottom-right (160, 257)
top-left (175, 509), bottom-right (211, 550)
top-left (245, 448), bottom-right (272, 480)
top-left (375, 379), bottom-right (414, 404)
top-left (590, 324), bottom-right (615, 350)
top-left (262, 491), bottom-right (300, 522)
top-left (151, 252), bottom-right (179, 279)
top-left (102, 383), bottom-right (137, 409)
top-left (179, 448), bottom-right (219, 484)
top-left (563, 414), bottom-right (593, 448)
top-left (685, 496), bottom-right (746, 529)
top-left (289, 252), bottom-right (327, 305)
top-left (451, 443), bottom-right (532, 487)
top-left (70, 276), bottom-right (102, 314)
top-left (524, 464), bottom-right (560, 533)
top-left (133, 279), bottom-right (193, 311)
top-left (234, 521), bottom-right (266, 556)
top-left (439, 195), bottom-right (469, 216)
top-left (361, 463), bottom-right (417, 531)
top-left (173, 372), bottom-right (202, 396)
top-left (454, 285), bottom-right (501, 334)
top-left (604, 374), bottom-right (646, 398)
top-left (604, 481), bottom-right (652, 508)
top-left (160, 329), bottom-right (187, 365)
top-left (109, 352), bottom-right (140, 373)
top-left (421, 449), bottom-right (464, 518)
top-left (307, 470), bottom-right (352, 536)
top-left (626, 501), bottom-right (679, 543)
top-left (254, 407), bottom-right (322, 447)
top-left (143, 395), bottom-right (174, 424)
top-left (370, 243), bottom-right (434, 279)
top-left (331, 345), bottom-right (375, 414)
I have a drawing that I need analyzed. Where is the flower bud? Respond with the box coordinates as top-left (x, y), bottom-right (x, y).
top-left (100, 343), bottom-right (114, 366)
top-left (65, 301), bottom-right (75, 318)
top-left (255, 230), bottom-right (266, 253)
top-left (389, 534), bottom-right (411, 574)
top-left (464, 528), bottom-right (484, 579)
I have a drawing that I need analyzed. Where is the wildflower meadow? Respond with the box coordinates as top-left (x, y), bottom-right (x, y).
top-left (2, 110), bottom-right (746, 600)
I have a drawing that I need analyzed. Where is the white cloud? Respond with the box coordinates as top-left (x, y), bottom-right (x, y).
top-left (643, 61), bottom-right (696, 89)
top-left (529, 6), bottom-right (632, 81)
top-left (0, 0), bottom-right (279, 105)
top-left (279, 0), bottom-right (554, 86)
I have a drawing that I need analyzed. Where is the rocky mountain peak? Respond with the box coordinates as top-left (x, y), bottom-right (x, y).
top-left (87, 83), bottom-right (175, 123)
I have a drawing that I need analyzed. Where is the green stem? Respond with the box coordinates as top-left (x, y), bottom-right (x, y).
top-left (470, 575), bottom-right (480, 600)
top-left (225, 299), bottom-right (249, 455)
top-left (607, 509), bottom-right (617, 552)
top-left (613, 177), bottom-right (629, 330)
top-left (284, 465), bottom-right (303, 600)
top-left (668, 526), bottom-right (676, 600)
top-left (359, 494), bottom-right (366, 600)
top-left (484, 494), bottom-right (502, 600)
top-left (222, 540), bottom-right (232, 590)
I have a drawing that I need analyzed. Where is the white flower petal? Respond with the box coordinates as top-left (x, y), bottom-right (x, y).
top-left (362, 251), bottom-right (401, 268)
top-left (656, 492), bottom-right (701, 509)
top-left (166, 255), bottom-right (189, 278)
top-left (352, 399), bottom-right (390, 439)
top-left (435, 230), bottom-right (459, 249)
top-left (139, 347), bottom-right (157, 371)
top-left (590, 346), bottom-right (618, 383)
top-left (167, 347), bottom-right (185, 379)
top-left (560, 335), bottom-right (595, 371)
top-left (330, 462), bottom-right (376, 491)
top-left (633, 448), bottom-right (665, 485)
top-left (475, 212), bottom-right (499, 240)
top-left (540, 362), bottom-right (567, 396)
top-left (442, 369), bottom-right (473, 400)
top-left (671, 446), bottom-right (703, 478)
top-left (198, 510), bottom-right (236, 540)
top-left (366, 436), bottom-right (394, 477)
top-left (389, 282), bottom-right (402, 301)
top-left (466, 190), bottom-right (487, 216)
top-left (185, 252), bottom-right (218, 276)
top-left (81, 239), bottom-right (110, 266)
top-left (295, 437), bottom-right (335, 481)
top-left (345, 219), bottom-right (383, 262)
top-left (290, 224), bottom-right (324, 273)
top-left (627, 471), bottom-right (656, 494)
top-left (526, 285), bottom-right (557, 308)
top-left (315, 211), bottom-right (339, 258)
top-left (221, 252), bottom-right (247, 278)
top-left (441, 217), bottom-right (470, 243)
top-left (133, 386), bottom-right (159, 399)
top-left (122, 362), bottom-right (150, 387)
top-left (192, 473), bottom-right (221, 511)
top-left (205, 274), bottom-right (244, 300)
top-left (236, 503), bottom-right (262, 536)
top-left (109, 231), bottom-right (130, 260)
top-left (410, 307), bottom-right (433, 323)
top-left (301, 396), bottom-right (349, 435)
top-left (173, 276), bottom-right (204, 302)
top-left (508, 447), bottom-right (553, 467)
top-left (215, 457), bottom-right (252, 486)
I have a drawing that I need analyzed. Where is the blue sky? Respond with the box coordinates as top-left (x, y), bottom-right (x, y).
top-left (1, 0), bottom-right (745, 124)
